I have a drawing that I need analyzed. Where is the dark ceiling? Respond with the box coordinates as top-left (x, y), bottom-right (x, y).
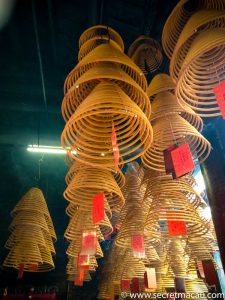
top-left (0, 0), bottom-right (180, 298)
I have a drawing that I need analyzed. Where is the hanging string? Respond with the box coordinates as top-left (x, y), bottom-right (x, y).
top-left (32, 0), bottom-right (48, 114)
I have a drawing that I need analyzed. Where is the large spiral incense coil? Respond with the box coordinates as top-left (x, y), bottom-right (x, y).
top-left (147, 73), bottom-right (175, 100)
top-left (170, 9), bottom-right (225, 83)
top-left (62, 82), bottom-right (153, 168)
top-left (128, 36), bottom-right (163, 74)
top-left (62, 62), bottom-right (151, 122)
top-left (64, 165), bottom-right (124, 213)
top-left (162, 0), bottom-right (225, 59)
top-left (150, 91), bottom-right (203, 131)
top-left (78, 25), bottom-right (124, 61)
top-left (142, 113), bottom-right (211, 171)
top-left (176, 28), bottom-right (225, 117)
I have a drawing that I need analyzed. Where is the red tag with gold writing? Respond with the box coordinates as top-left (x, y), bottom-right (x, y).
top-left (18, 263), bottom-right (24, 279)
top-left (131, 233), bottom-right (145, 258)
top-left (121, 279), bottom-right (130, 291)
top-left (93, 192), bottom-right (104, 224)
top-left (81, 229), bottom-right (97, 255)
top-left (170, 143), bottom-right (195, 178)
top-left (77, 253), bottom-right (90, 270)
top-left (168, 220), bottom-right (187, 236)
top-left (213, 80), bottom-right (225, 119)
top-left (112, 122), bottom-right (120, 168)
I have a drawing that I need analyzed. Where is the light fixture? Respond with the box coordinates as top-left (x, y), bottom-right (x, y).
top-left (27, 145), bottom-right (77, 155)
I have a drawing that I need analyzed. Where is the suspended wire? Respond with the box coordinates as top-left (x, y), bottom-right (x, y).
top-left (32, 0), bottom-right (48, 113)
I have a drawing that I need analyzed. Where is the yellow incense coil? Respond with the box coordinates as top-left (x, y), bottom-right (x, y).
top-left (162, 0), bottom-right (225, 59)
top-left (170, 9), bottom-right (225, 82)
top-left (141, 113), bottom-right (211, 171)
top-left (61, 82), bottom-right (153, 169)
top-left (150, 91), bottom-right (203, 131)
top-left (64, 166), bottom-right (124, 213)
top-left (62, 61), bottom-right (151, 121)
top-left (147, 73), bottom-right (175, 100)
top-left (79, 25), bottom-right (124, 56)
top-left (176, 28), bottom-right (225, 117)
top-left (128, 35), bottom-right (163, 74)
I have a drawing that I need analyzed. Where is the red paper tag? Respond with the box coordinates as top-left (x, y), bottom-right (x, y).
top-left (131, 278), bottom-right (140, 293)
top-left (197, 261), bottom-right (205, 278)
top-left (168, 220), bottom-right (187, 236)
top-left (80, 229), bottom-right (97, 255)
top-left (213, 80), bottom-right (225, 119)
top-left (93, 192), bottom-right (105, 224)
top-left (131, 234), bottom-right (145, 258)
top-left (18, 263), bottom-right (24, 279)
top-left (77, 253), bottom-right (90, 270)
top-left (164, 144), bottom-right (177, 174)
top-left (174, 277), bottom-right (186, 293)
top-left (170, 143), bottom-right (195, 178)
top-left (74, 269), bottom-right (84, 286)
top-left (29, 263), bottom-right (38, 272)
top-left (112, 122), bottom-right (120, 168)
top-left (144, 268), bottom-right (157, 291)
top-left (121, 279), bottom-right (130, 291)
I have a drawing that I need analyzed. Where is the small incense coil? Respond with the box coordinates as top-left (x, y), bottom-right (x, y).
top-left (147, 73), bottom-right (175, 100)
top-left (176, 28), bottom-right (225, 117)
top-left (61, 82), bottom-right (153, 169)
top-left (9, 210), bottom-right (57, 241)
top-left (67, 255), bottom-right (98, 274)
top-left (68, 272), bottom-right (92, 283)
top-left (162, 0), bottom-right (225, 59)
top-left (143, 244), bottom-right (160, 266)
top-left (79, 25), bottom-right (124, 56)
top-left (62, 61), bottom-right (151, 121)
top-left (65, 160), bottom-right (125, 189)
top-left (141, 114), bottom-right (211, 172)
top-left (150, 91), bottom-right (203, 131)
top-left (64, 209), bottom-right (106, 242)
top-left (167, 238), bottom-right (188, 278)
top-left (187, 236), bottom-right (216, 262)
top-left (64, 166), bottom-right (124, 213)
top-left (64, 41), bottom-right (147, 99)
top-left (170, 9), bottom-right (225, 83)
top-left (64, 166), bottom-right (125, 212)
top-left (128, 35), bottom-right (163, 74)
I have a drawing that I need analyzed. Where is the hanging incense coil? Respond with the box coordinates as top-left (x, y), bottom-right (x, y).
top-left (65, 208), bottom-right (112, 241)
top-left (128, 35), bottom-right (163, 74)
top-left (150, 91), bottom-right (203, 131)
top-left (141, 113), bottom-right (211, 171)
top-left (78, 25), bottom-right (124, 59)
top-left (62, 61), bottom-right (151, 121)
top-left (162, 0), bottom-right (225, 59)
top-left (170, 9), bottom-right (225, 83)
top-left (176, 28), bottom-right (225, 117)
top-left (64, 41), bottom-right (147, 94)
top-left (147, 73), bottom-right (175, 100)
top-left (167, 238), bottom-right (188, 278)
top-left (62, 82), bottom-right (153, 169)
top-left (64, 166), bottom-right (124, 213)
top-left (65, 160), bottom-right (125, 189)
